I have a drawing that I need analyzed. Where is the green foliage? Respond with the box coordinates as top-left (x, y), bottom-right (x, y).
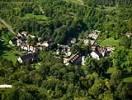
top-left (0, 0), bottom-right (131, 100)
top-left (112, 47), bottom-right (129, 69)
top-left (123, 77), bottom-right (132, 83)
top-left (100, 37), bottom-right (119, 47)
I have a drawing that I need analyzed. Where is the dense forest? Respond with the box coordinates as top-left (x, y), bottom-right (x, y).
top-left (0, 0), bottom-right (132, 100)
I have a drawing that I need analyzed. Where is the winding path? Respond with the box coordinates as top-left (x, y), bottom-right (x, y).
top-left (0, 17), bottom-right (16, 34)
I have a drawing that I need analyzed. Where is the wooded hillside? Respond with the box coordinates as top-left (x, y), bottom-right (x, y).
top-left (0, 0), bottom-right (132, 100)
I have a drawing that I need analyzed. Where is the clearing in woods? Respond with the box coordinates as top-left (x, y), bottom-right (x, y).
top-left (64, 0), bottom-right (84, 5)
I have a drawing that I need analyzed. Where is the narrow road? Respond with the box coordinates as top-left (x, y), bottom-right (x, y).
top-left (0, 17), bottom-right (16, 34)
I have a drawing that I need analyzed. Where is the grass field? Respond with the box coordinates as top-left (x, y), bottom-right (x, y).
top-left (1, 34), bottom-right (21, 65)
top-left (22, 14), bottom-right (48, 21)
top-left (107, 67), bottom-right (117, 74)
top-left (64, 0), bottom-right (84, 5)
top-left (123, 77), bottom-right (132, 83)
top-left (2, 48), bottom-right (21, 65)
top-left (100, 37), bottom-right (119, 47)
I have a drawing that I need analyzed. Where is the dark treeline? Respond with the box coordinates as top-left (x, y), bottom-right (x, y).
top-left (0, 0), bottom-right (131, 43)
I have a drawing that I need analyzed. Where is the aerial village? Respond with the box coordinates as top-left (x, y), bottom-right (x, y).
top-left (9, 30), bottom-right (115, 66)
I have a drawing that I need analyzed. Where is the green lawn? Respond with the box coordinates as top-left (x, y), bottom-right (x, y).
top-left (100, 37), bottom-right (119, 47)
top-left (103, 6), bottom-right (117, 11)
top-left (0, 33), bottom-right (18, 65)
top-left (107, 67), bottom-right (118, 74)
top-left (64, 0), bottom-right (84, 5)
top-left (123, 77), bottom-right (132, 83)
top-left (22, 14), bottom-right (48, 21)
top-left (2, 48), bottom-right (21, 65)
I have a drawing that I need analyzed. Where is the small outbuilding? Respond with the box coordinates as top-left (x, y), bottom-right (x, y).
top-left (17, 53), bottom-right (39, 64)
top-left (0, 84), bottom-right (12, 89)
